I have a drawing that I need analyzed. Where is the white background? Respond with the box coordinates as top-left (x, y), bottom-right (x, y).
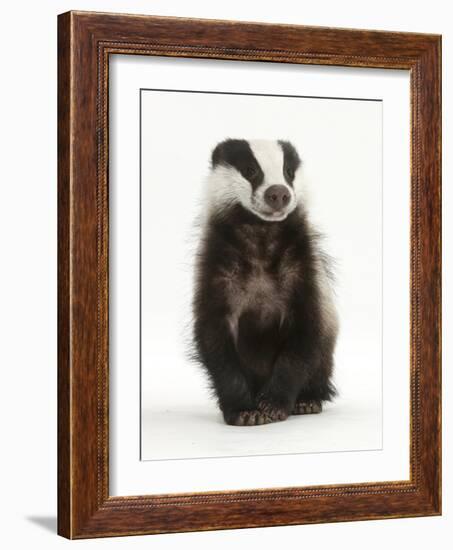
top-left (111, 57), bottom-right (411, 495)
top-left (109, 51), bottom-right (410, 495)
top-left (0, 0), bottom-right (450, 548)
top-left (140, 87), bottom-right (385, 461)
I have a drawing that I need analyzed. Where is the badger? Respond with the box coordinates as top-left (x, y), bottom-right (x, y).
top-left (192, 139), bottom-right (338, 426)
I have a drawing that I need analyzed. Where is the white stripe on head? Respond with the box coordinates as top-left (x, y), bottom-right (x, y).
top-left (204, 139), bottom-right (304, 222)
top-left (248, 140), bottom-right (298, 221)
top-left (248, 140), bottom-right (286, 187)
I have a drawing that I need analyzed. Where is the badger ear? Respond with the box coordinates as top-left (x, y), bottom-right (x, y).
top-left (210, 138), bottom-right (252, 168)
top-left (211, 140), bottom-right (229, 168)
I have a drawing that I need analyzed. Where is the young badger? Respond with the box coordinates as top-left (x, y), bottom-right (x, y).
top-left (193, 139), bottom-right (338, 426)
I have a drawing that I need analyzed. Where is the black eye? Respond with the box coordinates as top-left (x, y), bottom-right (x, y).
top-left (284, 165), bottom-right (294, 180)
top-left (245, 166), bottom-right (258, 178)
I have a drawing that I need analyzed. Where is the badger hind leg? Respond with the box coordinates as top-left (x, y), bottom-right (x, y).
top-left (292, 350), bottom-right (336, 416)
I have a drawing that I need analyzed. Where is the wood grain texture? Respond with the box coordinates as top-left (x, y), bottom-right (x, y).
top-left (57, 11), bottom-right (71, 538)
top-left (57, 10), bottom-right (441, 539)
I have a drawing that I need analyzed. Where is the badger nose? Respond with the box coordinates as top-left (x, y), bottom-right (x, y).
top-left (264, 185), bottom-right (290, 211)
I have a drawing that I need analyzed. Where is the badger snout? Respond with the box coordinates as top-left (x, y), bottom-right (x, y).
top-left (264, 185), bottom-right (291, 211)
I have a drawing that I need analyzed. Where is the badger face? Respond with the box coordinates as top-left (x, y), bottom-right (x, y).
top-left (208, 139), bottom-right (302, 222)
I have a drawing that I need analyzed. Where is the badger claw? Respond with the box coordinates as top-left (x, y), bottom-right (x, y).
top-left (292, 400), bottom-right (322, 415)
top-left (225, 410), bottom-right (273, 426)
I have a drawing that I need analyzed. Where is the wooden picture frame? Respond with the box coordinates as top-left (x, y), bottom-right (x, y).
top-left (58, 10), bottom-right (441, 539)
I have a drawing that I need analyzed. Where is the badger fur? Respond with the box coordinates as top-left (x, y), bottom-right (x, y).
top-left (193, 139), bottom-right (338, 426)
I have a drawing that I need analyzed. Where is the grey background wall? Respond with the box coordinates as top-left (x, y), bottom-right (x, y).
top-left (0, 0), bottom-right (449, 547)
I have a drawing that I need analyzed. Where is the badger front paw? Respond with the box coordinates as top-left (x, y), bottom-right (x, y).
top-left (224, 409), bottom-right (273, 426)
top-left (256, 399), bottom-right (289, 423)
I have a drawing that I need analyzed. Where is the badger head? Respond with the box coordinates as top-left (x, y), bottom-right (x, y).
top-left (206, 139), bottom-right (302, 222)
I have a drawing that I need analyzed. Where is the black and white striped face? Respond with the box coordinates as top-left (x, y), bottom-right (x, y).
top-left (207, 139), bottom-right (302, 222)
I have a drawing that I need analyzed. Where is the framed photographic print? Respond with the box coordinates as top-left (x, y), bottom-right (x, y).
top-left (58, 11), bottom-right (441, 539)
